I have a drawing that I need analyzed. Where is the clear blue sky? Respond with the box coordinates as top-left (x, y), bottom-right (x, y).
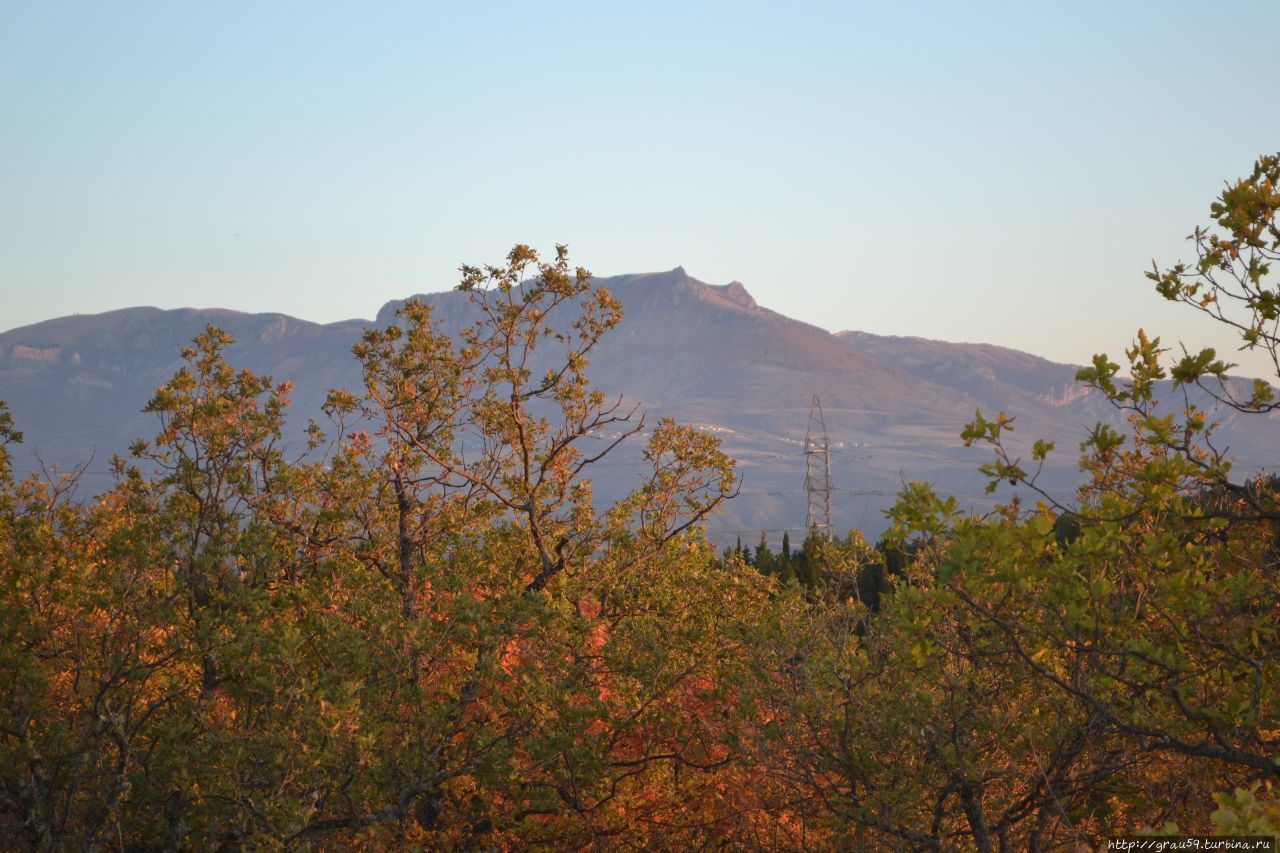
top-left (3, 1), bottom-right (1277, 376)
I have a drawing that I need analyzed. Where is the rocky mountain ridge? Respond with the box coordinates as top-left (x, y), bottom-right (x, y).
top-left (3, 269), bottom-right (1273, 542)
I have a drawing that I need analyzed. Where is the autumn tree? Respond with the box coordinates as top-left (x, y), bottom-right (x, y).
top-left (0, 245), bottom-right (773, 849)
top-left (147, 245), bottom-right (752, 846)
top-left (935, 155), bottom-right (1280, 839)
top-left (732, 154), bottom-right (1280, 849)
top-left (1150, 152), bottom-right (1280, 413)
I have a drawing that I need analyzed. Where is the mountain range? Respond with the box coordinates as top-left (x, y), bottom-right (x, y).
top-left (2, 268), bottom-right (1274, 544)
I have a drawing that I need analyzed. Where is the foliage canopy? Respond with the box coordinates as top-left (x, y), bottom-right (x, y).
top-left (2, 158), bottom-right (1279, 848)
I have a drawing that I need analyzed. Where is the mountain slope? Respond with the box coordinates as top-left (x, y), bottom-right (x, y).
top-left (2, 270), bottom-right (1273, 542)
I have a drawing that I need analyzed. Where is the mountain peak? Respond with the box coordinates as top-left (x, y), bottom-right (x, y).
top-left (597, 269), bottom-right (760, 315)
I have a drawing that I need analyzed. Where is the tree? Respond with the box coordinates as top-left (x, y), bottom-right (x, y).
top-left (1149, 153), bottom-right (1280, 411)
top-left (733, 154), bottom-right (1280, 849)
top-left (938, 154), bottom-right (1280, 836)
top-left (0, 401), bottom-right (20, 473)
top-left (746, 511), bottom-right (1142, 851)
top-left (0, 245), bottom-right (767, 848)
top-left (286, 246), bottom-right (750, 844)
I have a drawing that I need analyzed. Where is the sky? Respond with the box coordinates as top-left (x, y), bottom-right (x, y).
top-left (3, 1), bottom-right (1278, 378)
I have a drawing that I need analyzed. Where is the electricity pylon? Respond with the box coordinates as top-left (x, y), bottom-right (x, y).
top-left (804, 394), bottom-right (833, 539)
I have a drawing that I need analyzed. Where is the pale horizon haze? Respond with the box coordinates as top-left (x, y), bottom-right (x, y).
top-left (3, 2), bottom-right (1278, 378)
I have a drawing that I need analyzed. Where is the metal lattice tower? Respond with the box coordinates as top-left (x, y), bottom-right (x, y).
top-left (804, 394), bottom-right (833, 539)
